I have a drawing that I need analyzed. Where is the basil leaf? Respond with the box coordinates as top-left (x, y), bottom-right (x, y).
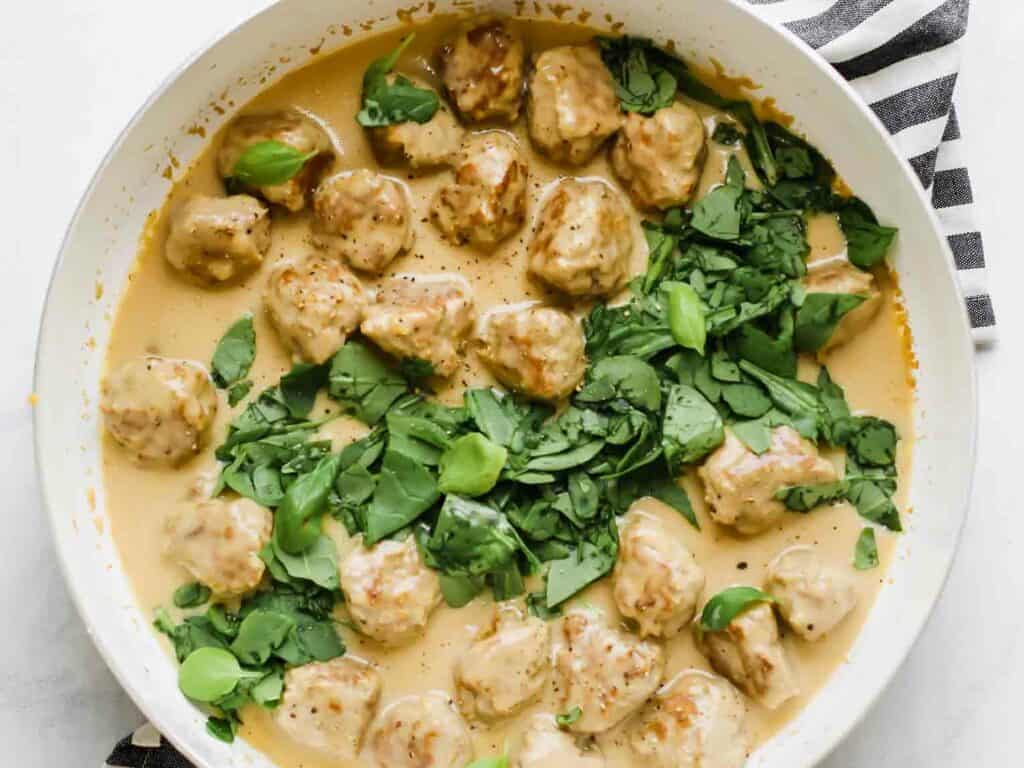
top-left (356, 35), bottom-right (440, 127)
top-left (794, 293), bottom-right (866, 352)
top-left (556, 706), bottom-right (583, 727)
top-left (662, 384), bottom-right (724, 472)
top-left (699, 586), bottom-right (774, 632)
top-left (274, 453), bottom-right (342, 554)
top-left (364, 450), bottom-right (440, 544)
top-left (173, 582), bottom-right (212, 609)
top-left (438, 433), bottom-right (508, 497)
top-left (775, 481), bottom-right (849, 512)
top-left (229, 140), bottom-right (318, 187)
top-left (837, 197), bottom-right (898, 269)
top-left (854, 527), bottom-right (879, 570)
top-left (211, 315), bottom-right (256, 391)
top-left (662, 281), bottom-right (707, 355)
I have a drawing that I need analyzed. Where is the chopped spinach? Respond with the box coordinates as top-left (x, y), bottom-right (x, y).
top-left (210, 315), bottom-right (256, 405)
top-left (854, 527), bottom-right (879, 570)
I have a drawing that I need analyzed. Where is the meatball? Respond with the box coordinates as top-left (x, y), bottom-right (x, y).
top-left (365, 692), bottom-right (473, 768)
top-left (217, 110), bottom-right (331, 212)
top-left (368, 82), bottom-right (465, 169)
top-left (101, 356), bottom-right (218, 465)
top-left (698, 426), bottom-right (838, 536)
top-left (477, 305), bottom-right (586, 401)
top-left (439, 16), bottom-right (526, 123)
top-left (312, 170), bottom-right (413, 274)
top-left (274, 657), bottom-right (381, 760)
top-left (803, 256), bottom-right (883, 350)
top-left (611, 102), bottom-right (707, 209)
top-left (164, 496), bottom-right (272, 598)
top-left (360, 275), bottom-right (475, 378)
top-left (431, 130), bottom-right (529, 248)
top-left (518, 714), bottom-right (605, 768)
top-left (338, 536), bottom-right (441, 646)
top-left (613, 507), bottom-right (705, 639)
top-left (765, 546), bottom-right (858, 641)
top-left (455, 603), bottom-right (550, 719)
top-left (264, 253), bottom-right (367, 364)
top-left (552, 610), bottom-right (665, 733)
top-left (164, 194), bottom-right (270, 284)
top-left (528, 178), bottom-right (633, 298)
top-left (527, 44), bottom-right (622, 165)
top-left (696, 601), bottom-right (799, 710)
top-left (629, 670), bottom-right (750, 768)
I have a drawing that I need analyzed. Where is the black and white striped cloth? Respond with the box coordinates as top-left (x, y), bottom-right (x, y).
top-left (104, 3), bottom-right (990, 767)
top-left (750, 0), bottom-right (995, 342)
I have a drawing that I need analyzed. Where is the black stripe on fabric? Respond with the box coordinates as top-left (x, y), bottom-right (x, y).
top-left (932, 167), bottom-right (974, 208)
top-left (786, 0), bottom-right (894, 50)
top-left (942, 104), bottom-right (961, 141)
top-left (947, 231), bottom-right (986, 270)
top-left (107, 735), bottom-right (192, 768)
top-left (833, 0), bottom-right (969, 81)
top-left (869, 73), bottom-right (957, 135)
top-left (965, 294), bottom-right (996, 328)
top-left (909, 148), bottom-right (939, 188)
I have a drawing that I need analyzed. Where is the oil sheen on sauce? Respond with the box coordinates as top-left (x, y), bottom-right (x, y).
top-left (101, 18), bottom-right (915, 767)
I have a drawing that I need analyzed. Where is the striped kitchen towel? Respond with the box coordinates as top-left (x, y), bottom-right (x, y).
top-left (105, 3), bottom-right (991, 767)
top-left (749, 0), bottom-right (995, 342)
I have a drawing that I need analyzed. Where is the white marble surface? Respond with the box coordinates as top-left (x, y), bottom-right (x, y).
top-left (1, 1), bottom-right (1019, 764)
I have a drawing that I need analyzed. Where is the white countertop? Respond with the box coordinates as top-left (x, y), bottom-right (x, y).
top-left (1, 1), bottom-right (1019, 764)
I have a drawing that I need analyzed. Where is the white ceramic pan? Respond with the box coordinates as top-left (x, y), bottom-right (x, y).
top-left (33, 1), bottom-right (977, 766)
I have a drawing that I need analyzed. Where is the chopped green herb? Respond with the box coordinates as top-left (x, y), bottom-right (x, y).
top-left (854, 527), bottom-right (879, 570)
top-left (556, 706), bottom-right (583, 727)
top-left (173, 582), bottom-right (212, 609)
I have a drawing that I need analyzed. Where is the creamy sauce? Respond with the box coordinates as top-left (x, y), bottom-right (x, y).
top-left (102, 18), bottom-right (915, 767)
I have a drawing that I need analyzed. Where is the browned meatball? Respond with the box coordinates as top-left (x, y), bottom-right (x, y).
top-left (164, 194), bottom-right (270, 284)
top-left (431, 130), bottom-right (529, 248)
top-left (439, 16), bottom-right (526, 123)
top-left (611, 102), bottom-right (707, 209)
top-left (365, 693), bottom-right (473, 768)
top-left (527, 44), bottom-right (622, 165)
top-left (101, 356), bottom-right (218, 465)
top-left (263, 253), bottom-right (367, 364)
top-left (528, 178), bottom-right (633, 297)
top-left (360, 275), bottom-right (475, 378)
top-left (217, 110), bottom-right (332, 211)
top-left (477, 305), bottom-right (586, 401)
top-left (312, 170), bottom-right (413, 274)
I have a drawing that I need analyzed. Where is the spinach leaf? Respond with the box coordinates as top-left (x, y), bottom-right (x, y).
top-left (274, 453), bottom-right (342, 554)
top-left (210, 315), bottom-right (256, 399)
top-left (712, 122), bottom-right (743, 145)
top-left (662, 384), bottom-right (724, 472)
top-left (794, 293), bottom-right (866, 352)
top-left (270, 534), bottom-right (340, 590)
top-left (731, 312), bottom-right (797, 378)
top-left (744, 213), bottom-right (807, 278)
top-left (279, 362), bottom-right (328, 419)
top-left (837, 197), bottom-right (897, 269)
top-left (229, 610), bottom-right (294, 666)
top-left (846, 475), bottom-right (902, 531)
top-left (577, 355), bottom-right (662, 411)
top-left (663, 281), bottom-right (707, 355)
top-left (854, 527), bottom-right (879, 570)
top-left (438, 433), bottom-right (508, 496)
top-left (328, 342), bottom-right (408, 425)
top-left (737, 360), bottom-right (821, 438)
top-left (585, 295), bottom-right (676, 362)
top-left (546, 522), bottom-right (619, 608)
top-left (731, 418), bottom-right (773, 454)
top-left (691, 157), bottom-right (746, 240)
top-left (228, 140), bottom-right (318, 187)
top-left (775, 480), bottom-right (849, 512)
top-left (173, 582), bottom-right (212, 609)
top-left (364, 450), bottom-right (440, 544)
top-left (356, 34), bottom-right (440, 127)
top-left (699, 586), bottom-right (774, 632)
top-left (721, 383), bottom-right (772, 418)
top-left (596, 36), bottom-right (678, 114)
top-left (178, 647), bottom-right (242, 703)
